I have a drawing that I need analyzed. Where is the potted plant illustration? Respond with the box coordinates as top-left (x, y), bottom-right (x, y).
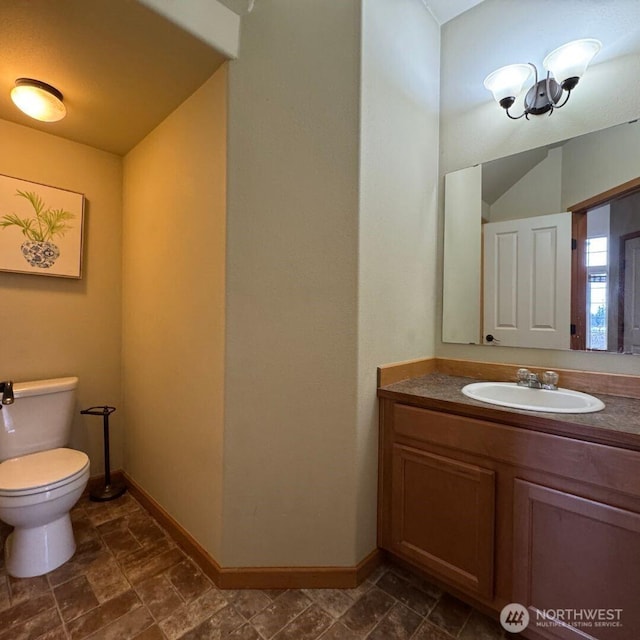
top-left (0, 190), bottom-right (74, 269)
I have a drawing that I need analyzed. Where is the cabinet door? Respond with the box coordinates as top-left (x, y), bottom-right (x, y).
top-left (391, 444), bottom-right (495, 598)
top-left (513, 480), bottom-right (640, 640)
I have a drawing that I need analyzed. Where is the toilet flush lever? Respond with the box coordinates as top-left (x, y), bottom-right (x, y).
top-left (0, 381), bottom-right (14, 407)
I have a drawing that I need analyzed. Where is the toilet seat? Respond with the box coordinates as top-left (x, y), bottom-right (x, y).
top-left (0, 448), bottom-right (90, 497)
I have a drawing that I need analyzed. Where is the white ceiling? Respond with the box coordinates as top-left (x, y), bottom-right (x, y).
top-left (218, 0), bottom-right (487, 25)
top-left (423, 0), bottom-right (485, 25)
top-left (216, 0), bottom-right (252, 15)
top-left (0, 0), bottom-right (226, 155)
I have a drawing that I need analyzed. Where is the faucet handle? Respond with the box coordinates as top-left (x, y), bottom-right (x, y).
top-left (516, 368), bottom-right (530, 386)
top-left (542, 371), bottom-right (559, 390)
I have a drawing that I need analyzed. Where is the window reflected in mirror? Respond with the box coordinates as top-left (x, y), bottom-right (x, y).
top-left (585, 232), bottom-right (608, 350)
top-left (575, 189), bottom-right (640, 354)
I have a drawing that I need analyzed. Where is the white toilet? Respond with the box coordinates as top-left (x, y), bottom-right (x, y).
top-left (0, 377), bottom-right (89, 578)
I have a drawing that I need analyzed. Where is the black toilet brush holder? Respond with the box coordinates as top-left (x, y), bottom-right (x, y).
top-left (80, 405), bottom-right (127, 502)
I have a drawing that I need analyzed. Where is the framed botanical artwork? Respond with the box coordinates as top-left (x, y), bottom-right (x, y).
top-left (0, 174), bottom-right (85, 278)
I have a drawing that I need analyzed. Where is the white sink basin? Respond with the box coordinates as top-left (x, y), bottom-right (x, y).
top-left (461, 382), bottom-right (605, 414)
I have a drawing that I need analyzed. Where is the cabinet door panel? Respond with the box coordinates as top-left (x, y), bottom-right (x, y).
top-left (391, 444), bottom-right (495, 598)
top-left (513, 480), bottom-right (640, 640)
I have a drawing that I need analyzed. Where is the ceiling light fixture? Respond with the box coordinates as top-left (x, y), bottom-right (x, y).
top-left (10, 78), bottom-right (66, 123)
top-left (484, 39), bottom-right (601, 120)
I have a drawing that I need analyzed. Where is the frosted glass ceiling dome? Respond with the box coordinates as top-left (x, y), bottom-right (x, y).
top-left (10, 78), bottom-right (66, 123)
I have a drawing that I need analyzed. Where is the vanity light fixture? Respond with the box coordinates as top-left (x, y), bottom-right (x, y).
top-left (483, 39), bottom-right (601, 119)
top-left (10, 78), bottom-right (66, 122)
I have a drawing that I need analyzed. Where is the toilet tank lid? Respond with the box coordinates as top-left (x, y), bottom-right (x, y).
top-left (0, 448), bottom-right (88, 492)
top-left (13, 376), bottom-right (78, 399)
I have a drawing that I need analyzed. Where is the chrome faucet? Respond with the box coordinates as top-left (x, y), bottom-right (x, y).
top-left (0, 381), bottom-right (14, 407)
top-left (516, 369), bottom-right (558, 390)
top-left (528, 373), bottom-right (542, 389)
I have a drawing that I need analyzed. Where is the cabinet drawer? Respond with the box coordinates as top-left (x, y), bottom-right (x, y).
top-left (392, 404), bottom-right (640, 497)
top-left (394, 403), bottom-right (474, 444)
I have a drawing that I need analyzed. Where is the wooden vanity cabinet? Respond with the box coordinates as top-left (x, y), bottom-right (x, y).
top-left (378, 398), bottom-right (640, 640)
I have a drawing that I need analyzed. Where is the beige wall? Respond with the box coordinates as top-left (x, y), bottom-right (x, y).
top-left (0, 119), bottom-right (123, 473)
top-left (357, 0), bottom-right (440, 559)
top-left (222, 0), bottom-right (440, 568)
top-left (438, 0), bottom-right (640, 375)
top-left (122, 67), bottom-right (227, 558)
top-left (224, 0), bottom-right (361, 567)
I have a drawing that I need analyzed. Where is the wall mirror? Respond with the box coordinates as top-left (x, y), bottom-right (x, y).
top-left (442, 119), bottom-right (640, 354)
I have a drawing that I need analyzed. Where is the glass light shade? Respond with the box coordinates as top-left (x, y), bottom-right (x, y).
top-left (483, 64), bottom-right (533, 103)
top-left (543, 39), bottom-right (601, 84)
top-left (10, 79), bottom-right (66, 122)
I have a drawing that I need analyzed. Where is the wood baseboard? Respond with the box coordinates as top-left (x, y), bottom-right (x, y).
top-left (122, 472), bottom-right (382, 589)
top-left (214, 548), bottom-right (382, 589)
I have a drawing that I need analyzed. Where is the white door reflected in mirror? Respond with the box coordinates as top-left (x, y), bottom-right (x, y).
top-left (483, 212), bottom-right (571, 349)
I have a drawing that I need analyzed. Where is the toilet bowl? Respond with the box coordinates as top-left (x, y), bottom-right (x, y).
top-left (0, 448), bottom-right (89, 577)
top-left (0, 377), bottom-right (89, 577)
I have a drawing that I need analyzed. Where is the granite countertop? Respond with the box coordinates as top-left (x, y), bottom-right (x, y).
top-left (378, 373), bottom-right (640, 451)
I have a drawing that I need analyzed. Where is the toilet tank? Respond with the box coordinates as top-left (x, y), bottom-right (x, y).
top-left (0, 377), bottom-right (78, 461)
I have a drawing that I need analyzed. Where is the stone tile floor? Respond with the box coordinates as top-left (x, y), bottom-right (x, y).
top-left (0, 492), bottom-right (509, 639)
